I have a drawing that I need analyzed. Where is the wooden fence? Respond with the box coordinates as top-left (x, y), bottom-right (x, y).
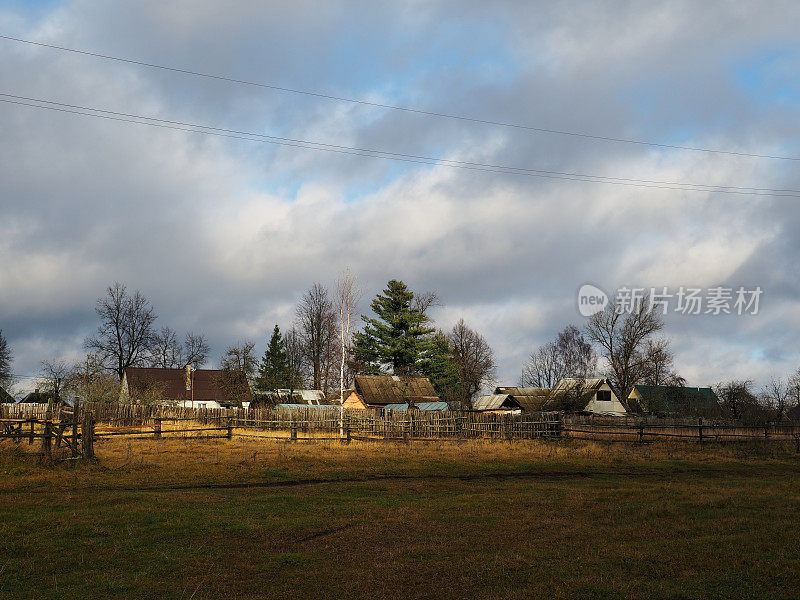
top-left (562, 414), bottom-right (800, 444)
top-left (3, 403), bottom-right (799, 446)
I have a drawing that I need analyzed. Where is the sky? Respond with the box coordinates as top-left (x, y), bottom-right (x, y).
top-left (1, 0), bottom-right (800, 393)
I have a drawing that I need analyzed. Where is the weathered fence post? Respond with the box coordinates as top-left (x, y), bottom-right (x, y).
top-left (71, 399), bottom-right (80, 457)
top-left (290, 423), bottom-right (298, 442)
top-left (638, 424), bottom-right (644, 443)
top-left (698, 418), bottom-right (703, 443)
top-left (28, 419), bottom-right (34, 444)
top-left (81, 411), bottom-right (95, 460)
top-left (154, 417), bottom-right (162, 439)
top-left (346, 427), bottom-right (351, 445)
top-left (227, 417), bottom-right (233, 440)
top-left (42, 419), bottom-right (53, 463)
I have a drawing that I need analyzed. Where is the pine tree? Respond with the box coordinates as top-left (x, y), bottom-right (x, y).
top-left (420, 331), bottom-right (461, 404)
top-left (256, 325), bottom-right (290, 393)
top-left (353, 280), bottom-right (434, 375)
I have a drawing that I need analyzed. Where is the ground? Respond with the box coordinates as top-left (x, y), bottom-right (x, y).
top-left (1, 436), bottom-right (799, 599)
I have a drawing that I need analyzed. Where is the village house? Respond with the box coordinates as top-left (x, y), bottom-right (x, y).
top-left (494, 387), bottom-right (550, 412)
top-left (120, 366), bottom-right (251, 409)
top-left (342, 374), bottom-right (440, 410)
top-left (473, 387), bottom-right (550, 414)
top-left (546, 378), bottom-right (626, 416)
top-left (628, 385), bottom-right (721, 417)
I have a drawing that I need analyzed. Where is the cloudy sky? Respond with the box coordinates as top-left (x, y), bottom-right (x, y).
top-left (2, 0), bottom-right (800, 391)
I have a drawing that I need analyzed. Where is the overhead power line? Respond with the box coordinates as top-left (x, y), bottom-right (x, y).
top-left (2, 33), bottom-right (798, 162)
top-left (1, 91), bottom-right (798, 198)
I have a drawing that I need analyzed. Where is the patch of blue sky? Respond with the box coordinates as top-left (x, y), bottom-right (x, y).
top-left (734, 46), bottom-right (800, 110)
top-left (2, 0), bottom-right (59, 17)
top-left (315, 18), bottom-right (520, 105)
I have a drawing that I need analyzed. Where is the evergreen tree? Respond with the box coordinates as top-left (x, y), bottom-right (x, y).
top-left (420, 331), bottom-right (461, 404)
top-left (256, 325), bottom-right (290, 393)
top-left (353, 280), bottom-right (434, 375)
top-left (0, 329), bottom-right (12, 383)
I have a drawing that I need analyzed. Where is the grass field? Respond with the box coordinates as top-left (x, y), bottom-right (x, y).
top-left (1, 436), bottom-right (799, 599)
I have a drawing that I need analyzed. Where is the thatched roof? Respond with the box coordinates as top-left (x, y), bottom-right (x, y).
top-left (495, 387), bottom-right (551, 412)
top-left (352, 375), bottom-right (438, 406)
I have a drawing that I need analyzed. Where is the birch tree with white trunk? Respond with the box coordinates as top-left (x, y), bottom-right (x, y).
top-left (334, 268), bottom-right (361, 439)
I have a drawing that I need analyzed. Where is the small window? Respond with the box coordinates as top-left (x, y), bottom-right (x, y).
top-left (596, 390), bottom-right (611, 403)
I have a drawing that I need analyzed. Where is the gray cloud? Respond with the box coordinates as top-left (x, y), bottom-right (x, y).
top-left (1, 0), bottom-right (799, 390)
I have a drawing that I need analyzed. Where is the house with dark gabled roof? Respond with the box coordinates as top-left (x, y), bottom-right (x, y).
top-left (628, 385), bottom-right (721, 417)
top-left (342, 374), bottom-right (439, 410)
top-left (120, 366), bottom-right (251, 409)
top-left (546, 378), bottom-right (626, 415)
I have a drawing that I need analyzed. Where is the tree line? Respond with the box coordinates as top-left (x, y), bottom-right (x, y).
top-left (1, 284), bottom-right (799, 419)
top-left (522, 298), bottom-right (800, 421)
top-left (226, 279), bottom-right (497, 409)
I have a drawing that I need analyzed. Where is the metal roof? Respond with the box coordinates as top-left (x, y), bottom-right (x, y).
top-left (473, 394), bottom-right (521, 411)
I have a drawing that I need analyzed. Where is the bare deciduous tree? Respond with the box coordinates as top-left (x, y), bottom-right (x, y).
top-left (449, 319), bottom-right (496, 407)
top-left (149, 328), bottom-right (210, 370)
top-left (585, 300), bottom-right (664, 408)
top-left (640, 338), bottom-right (684, 386)
top-left (521, 343), bottom-right (562, 388)
top-left (283, 327), bottom-right (307, 397)
top-left (296, 283), bottom-right (337, 392)
top-left (85, 282), bottom-right (157, 380)
top-left (715, 379), bottom-right (766, 423)
top-left (413, 291), bottom-right (440, 316)
top-left (335, 269), bottom-right (361, 438)
top-left (68, 354), bottom-right (119, 404)
top-left (217, 341), bottom-right (256, 407)
top-left (522, 325), bottom-right (597, 388)
top-left (39, 359), bottom-right (72, 403)
top-left (149, 326), bottom-right (183, 368)
top-left (183, 332), bottom-right (210, 369)
top-left (762, 377), bottom-right (792, 421)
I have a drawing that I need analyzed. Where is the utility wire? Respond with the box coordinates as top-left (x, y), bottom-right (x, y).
top-left (2, 92), bottom-right (796, 193)
top-left (1, 93), bottom-right (798, 198)
top-left (2, 33), bottom-right (798, 163)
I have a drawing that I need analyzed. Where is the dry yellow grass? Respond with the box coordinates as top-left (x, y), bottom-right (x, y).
top-left (2, 434), bottom-right (799, 599)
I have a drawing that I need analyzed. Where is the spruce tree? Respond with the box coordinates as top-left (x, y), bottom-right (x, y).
top-left (256, 325), bottom-right (290, 393)
top-left (420, 331), bottom-right (461, 404)
top-left (353, 280), bottom-right (434, 375)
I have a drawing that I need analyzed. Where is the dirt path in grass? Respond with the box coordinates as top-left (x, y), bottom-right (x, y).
top-left (2, 463), bottom-right (797, 495)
